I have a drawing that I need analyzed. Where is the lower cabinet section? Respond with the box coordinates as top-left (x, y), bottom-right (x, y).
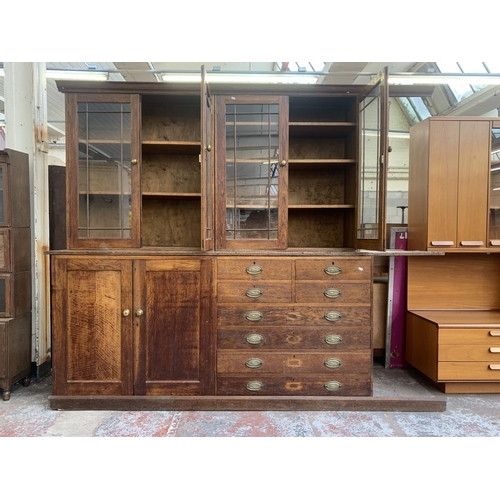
top-left (51, 254), bottom-right (373, 406)
top-left (406, 310), bottom-right (500, 393)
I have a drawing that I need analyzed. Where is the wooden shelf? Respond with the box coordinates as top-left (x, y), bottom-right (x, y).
top-left (289, 159), bottom-right (356, 165)
top-left (289, 204), bottom-right (355, 209)
top-left (142, 141), bottom-right (201, 154)
top-left (79, 139), bottom-right (131, 144)
top-left (143, 192), bottom-right (201, 198)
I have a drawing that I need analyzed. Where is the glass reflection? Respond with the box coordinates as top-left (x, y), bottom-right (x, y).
top-left (490, 128), bottom-right (500, 243)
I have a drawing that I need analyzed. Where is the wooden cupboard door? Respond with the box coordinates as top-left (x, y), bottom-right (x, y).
top-left (427, 120), bottom-right (460, 248)
top-left (51, 257), bottom-right (134, 396)
top-left (457, 121), bottom-right (490, 248)
top-left (133, 259), bottom-right (213, 395)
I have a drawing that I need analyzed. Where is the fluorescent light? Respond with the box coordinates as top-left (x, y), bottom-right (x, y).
top-left (0, 67), bottom-right (108, 81)
top-left (47, 70), bottom-right (108, 81)
top-left (161, 73), bottom-right (318, 84)
top-left (389, 74), bottom-right (500, 85)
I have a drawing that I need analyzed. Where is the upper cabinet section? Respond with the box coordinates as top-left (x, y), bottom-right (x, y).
top-left (408, 117), bottom-right (499, 252)
top-left (59, 76), bottom-right (390, 252)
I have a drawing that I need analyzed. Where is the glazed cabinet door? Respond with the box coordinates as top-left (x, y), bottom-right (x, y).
top-left (215, 95), bottom-right (288, 250)
top-left (51, 257), bottom-right (134, 396)
top-left (489, 123), bottom-right (500, 247)
top-left (66, 93), bottom-right (141, 249)
top-left (133, 259), bottom-right (213, 395)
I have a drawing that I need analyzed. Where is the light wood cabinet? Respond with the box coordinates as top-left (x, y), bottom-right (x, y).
top-left (0, 149), bottom-right (32, 401)
top-left (50, 69), bottom-right (392, 410)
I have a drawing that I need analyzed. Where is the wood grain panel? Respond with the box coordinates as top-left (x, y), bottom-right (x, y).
top-left (439, 345), bottom-right (500, 362)
top-left (438, 362), bottom-right (500, 381)
top-left (288, 169), bottom-right (346, 205)
top-left (216, 351), bottom-right (372, 374)
top-left (288, 209), bottom-right (346, 248)
top-left (216, 374), bottom-right (371, 396)
top-left (440, 328), bottom-right (500, 345)
top-left (217, 281), bottom-right (292, 303)
top-left (457, 121), bottom-right (490, 247)
top-left (289, 137), bottom-right (345, 159)
top-left (295, 257), bottom-right (371, 281)
top-left (217, 327), bottom-right (371, 350)
top-left (405, 312), bottom-right (438, 381)
top-left (217, 258), bottom-right (292, 280)
top-left (0, 323), bottom-right (6, 379)
top-left (295, 282), bottom-right (370, 304)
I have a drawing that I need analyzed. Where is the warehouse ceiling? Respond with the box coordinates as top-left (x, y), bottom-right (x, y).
top-left (1, 61), bottom-right (500, 145)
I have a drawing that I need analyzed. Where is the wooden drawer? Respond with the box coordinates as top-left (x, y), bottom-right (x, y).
top-left (217, 305), bottom-right (371, 327)
top-left (295, 282), bottom-right (371, 304)
top-left (217, 258), bottom-right (292, 280)
top-left (217, 327), bottom-right (371, 350)
top-left (217, 374), bottom-right (372, 396)
top-left (295, 258), bottom-right (371, 281)
top-left (438, 362), bottom-right (500, 381)
top-left (216, 351), bottom-right (372, 374)
top-left (440, 328), bottom-right (500, 345)
top-left (217, 281), bottom-right (292, 303)
top-left (439, 345), bottom-right (500, 362)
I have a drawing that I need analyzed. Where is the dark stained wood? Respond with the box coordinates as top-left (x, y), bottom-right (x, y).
top-left (289, 137), bottom-right (346, 160)
top-left (217, 257), bottom-right (292, 280)
top-left (49, 165), bottom-right (67, 250)
top-left (295, 282), bottom-right (370, 304)
top-left (217, 281), bottom-right (292, 303)
top-left (288, 168), bottom-right (347, 205)
top-left (0, 229), bottom-right (10, 271)
top-left (288, 209), bottom-right (347, 248)
top-left (295, 257), bottom-right (372, 281)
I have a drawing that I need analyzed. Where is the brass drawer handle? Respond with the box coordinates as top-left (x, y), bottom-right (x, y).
top-left (324, 311), bottom-right (342, 322)
top-left (324, 358), bottom-right (342, 369)
top-left (246, 264), bottom-right (263, 275)
top-left (489, 364), bottom-right (500, 370)
top-left (246, 333), bottom-right (264, 345)
top-left (489, 348), bottom-right (500, 353)
top-left (490, 240), bottom-right (500, 246)
top-left (490, 330), bottom-right (500, 337)
top-left (245, 358), bottom-right (263, 368)
top-left (324, 265), bottom-right (341, 276)
top-left (246, 381), bottom-right (263, 391)
top-left (324, 288), bottom-right (341, 299)
top-left (245, 311), bottom-right (263, 322)
top-left (430, 241), bottom-right (454, 246)
top-left (325, 334), bottom-right (343, 345)
top-left (460, 241), bottom-right (484, 246)
top-left (324, 381), bottom-right (342, 392)
top-left (246, 288), bottom-right (263, 298)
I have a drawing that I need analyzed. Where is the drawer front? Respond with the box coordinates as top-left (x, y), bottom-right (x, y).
top-left (295, 282), bottom-right (371, 304)
top-left (439, 362), bottom-right (500, 381)
top-left (217, 258), bottom-right (292, 280)
top-left (440, 345), bottom-right (500, 362)
top-left (217, 351), bottom-right (372, 374)
top-left (217, 281), bottom-right (292, 304)
top-left (295, 258), bottom-right (371, 281)
top-left (217, 374), bottom-right (372, 396)
top-left (440, 328), bottom-right (500, 346)
top-left (217, 305), bottom-right (371, 327)
top-left (0, 229), bottom-right (10, 272)
top-left (0, 322), bottom-right (6, 378)
top-left (217, 327), bottom-right (371, 350)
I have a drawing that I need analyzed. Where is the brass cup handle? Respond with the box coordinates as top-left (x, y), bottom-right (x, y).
top-left (324, 311), bottom-right (342, 322)
top-left (246, 333), bottom-right (264, 345)
top-left (123, 309), bottom-right (131, 317)
top-left (246, 381), bottom-right (264, 392)
top-left (245, 358), bottom-right (263, 368)
top-left (324, 288), bottom-right (341, 299)
top-left (324, 358), bottom-right (342, 369)
top-left (324, 265), bottom-right (341, 276)
top-left (136, 309), bottom-right (144, 316)
top-left (324, 381), bottom-right (342, 392)
top-left (325, 334), bottom-right (343, 345)
top-left (246, 288), bottom-right (263, 298)
top-left (246, 264), bottom-right (263, 275)
top-left (246, 311), bottom-right (263, 322)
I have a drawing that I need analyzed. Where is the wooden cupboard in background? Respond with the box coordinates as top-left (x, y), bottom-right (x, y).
top-left (407, 117), bottom-right (500, 393)
top-left (0, 149), bottom-right (32, 401)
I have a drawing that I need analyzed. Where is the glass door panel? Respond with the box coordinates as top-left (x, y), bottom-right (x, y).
top-left (220, 98), bottom-right (287, 249)
top-left (490, 126), bottom-right (500, 246)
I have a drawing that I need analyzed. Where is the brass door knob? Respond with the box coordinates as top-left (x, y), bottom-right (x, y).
top-left (131, 159), bottom-right (138, 165)
top-left (123, 309), bottom-right (131, 317)
top-left (279, 160), bottom-right (287, 166)
top-left (135, 309), bottom-right (144, 316)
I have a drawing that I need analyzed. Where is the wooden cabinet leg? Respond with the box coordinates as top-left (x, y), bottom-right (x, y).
top-left (2, 390), bottom-right (10, 401)
top-left (22, 376), bottom-right (30, 387)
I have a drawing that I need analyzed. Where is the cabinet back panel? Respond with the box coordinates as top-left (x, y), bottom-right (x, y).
top-left (142, 198), bottom-right (201, 247)
top-left (288, 209), bottom-right (346, 248)
top-left (289, 96), bottom-right (356, 122)
top-left (407, 254), bottom-right (500, 310)
top-left (142, 154), bottom-right (201, 194)
top-left (289, 169), bottom-right (346, 205)
top-left (289, 138), bottom-right (345, 159)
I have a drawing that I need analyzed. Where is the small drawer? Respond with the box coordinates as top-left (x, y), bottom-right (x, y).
top-left (439, 345), bottom-right (500, 362)
top-left (217, 281), bottom-right (292, 303)
top-left (295, 282), bottom-right (371, 304)
top-left (217, 327), bottom-right (371, 350)
top-left (217, 258), bottom-right (292, 280)
top-left (216, 351), bottom-right (372, 374)
top-left (216, 374), bottom-right (372, 396)
top-left (0, 229), bottom-right (11, 272)
top-left (438, 361), bottom-right (500, 381)
top-left (439, 328), bottom-right (500, 346)
top-left (217, 305), bottom-right (371, 328)
top-left (295, 258), bottom-right (371, 281)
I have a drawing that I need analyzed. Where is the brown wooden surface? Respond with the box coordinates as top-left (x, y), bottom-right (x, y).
top-left (439, 345), bottom-right (500, 362)
top-left (438, 382), bottom-right (500, 394)
top-left (217, 257), bottom-right (292, 280)
top-left (0, 229), bottom-right (10, 271)
top-left (216, 374), bottom-right (371, 396)
top-left (438, 362), bottom-right (500, 381)
top-left (0, 322), bottom-right (5, 379)
top-left (0, 274), bottom-right (12, 317)
top-left (294, 282), bottom-right (370, 304)
top-left (288, 168), bottom-right (346, 205)
top-left (49, 165), bottom-right (67, 250)
top-left (405, 312), bottom-right (438, 381)
top-left (288, 209), bottom-right (347, 248)
top-left (13, 270), bottom-right (31, 317)
top-left (289, 137), bottom-right (346, 160)
top-left (217, 327), bottom-right (371, 350)
top-left (216, 351), bottom-right (371, 374)
top-left (217, 281), bottom-right (292, 303)
top-left (407, 254), bottom-right (500, 310)
top-left (295, 257), bottom-right (371, 281)
top-left (3, 149), bottom-right (30, 228)
top-left (440, 328), bottom-right (500, 344)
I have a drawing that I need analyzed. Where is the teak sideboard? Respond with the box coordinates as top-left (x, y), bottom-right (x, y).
top-left (48, 70), bottom-right (443, 411)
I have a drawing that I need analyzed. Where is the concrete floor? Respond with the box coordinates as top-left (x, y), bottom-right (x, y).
top-left (2, 363), bottom-right (500, 437)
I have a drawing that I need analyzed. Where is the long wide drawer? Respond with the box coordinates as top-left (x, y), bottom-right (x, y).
top-left (295, 282), bottom-right (371, 304)
top-left (217, 327), bottom-right (371, 350)
top-left (217, 374), bottom-right (372, 396)
top-left (295, 258), bottom-right (371, 281)
top-left (438, 362), bottom-right (500, 381)
top-left (217, 281), bottom-right (292, 303)
top-left (217, 305), bottom-right (371, 327)
top-left (217, 258), bottom-right (292, 280)
top-left (440, 345), bottom-right (500, 362)
top-left (217, 351), bottom-right (372, 374)
top-left (440, 328), bottom-right (500, 345)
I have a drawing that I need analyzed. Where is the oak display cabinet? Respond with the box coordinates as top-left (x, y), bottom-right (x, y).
top-left (49, 68), bottom-right (412, 410)
top-left (0, 149), bottom-right (32, 401)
